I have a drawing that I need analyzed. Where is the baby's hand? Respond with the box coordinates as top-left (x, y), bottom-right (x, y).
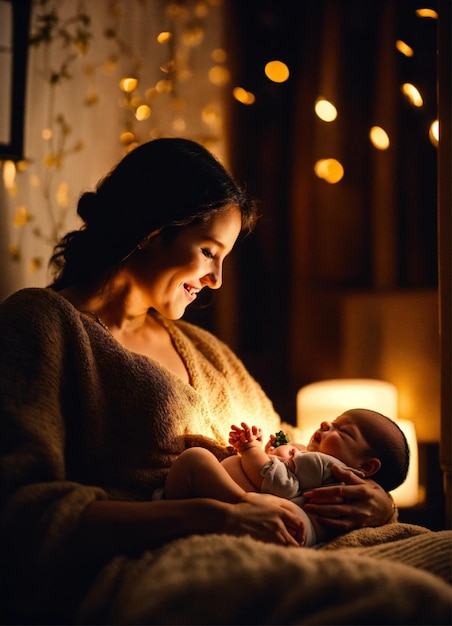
top-left (229, 422), bottom-right (263, 451)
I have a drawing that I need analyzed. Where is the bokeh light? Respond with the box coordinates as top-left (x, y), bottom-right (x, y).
top-left (315, 98), bottom-right (338, 122)
top-left (264, 60), bottom-right (289, 83)
top-left (314, 158), bottom-right (344, 184)
top-left (370, 126), bottom-right (390, 150)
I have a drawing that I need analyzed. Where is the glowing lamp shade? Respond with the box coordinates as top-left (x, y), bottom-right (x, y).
top-left (390, 419), bottom-right (419, 507)
top-left (296, 379), bottom-right (418, 507)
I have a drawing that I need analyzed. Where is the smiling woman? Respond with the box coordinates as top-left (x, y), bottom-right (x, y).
top-left (0, 137), bottom-right (403, 625)
top-left (48, 138), bottom-right (251, 377)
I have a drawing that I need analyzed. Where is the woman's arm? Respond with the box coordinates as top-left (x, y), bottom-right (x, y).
top-left (302, 464), bottom-right (396, 530)
top-left (77, 494), bottom-right (307, 557)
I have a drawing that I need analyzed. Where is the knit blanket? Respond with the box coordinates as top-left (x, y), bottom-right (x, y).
top-left (75, 523), bottom-right (452, 625)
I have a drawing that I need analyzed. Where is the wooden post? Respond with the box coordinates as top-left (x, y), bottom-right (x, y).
top-left (438, 0), bottom-right (452, 529)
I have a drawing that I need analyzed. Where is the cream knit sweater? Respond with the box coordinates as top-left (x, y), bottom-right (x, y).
top-left (0, 287), bottom-right (282, 619)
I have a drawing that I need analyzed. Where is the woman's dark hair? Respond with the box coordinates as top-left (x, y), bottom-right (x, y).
top-left (349, 409), bottom-right (410, 492)
top-left (49, 138), bottom-right (257, 290)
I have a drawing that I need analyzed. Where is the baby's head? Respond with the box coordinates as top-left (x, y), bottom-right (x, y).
top-left (307, 409), bottom-right (409, 492)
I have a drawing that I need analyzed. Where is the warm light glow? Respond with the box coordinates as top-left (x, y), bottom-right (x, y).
top-left (156, 79), bottom-right (172, 94)
top-left (401, 83), bottom-right (423, 107)
top-left (429, 120), bottom-right (439, 146)
top-left (160, 60), bottom-right (175, 74)
top-left (2, 160), bottom-right (16, 190)
top-left (208, 65), bottom-right (230, 87)
top-left (202, 104), bottom-right (221, 127)
top-left (395, 40), bottom-right (414, 57)
top-left (212, 48), bottom-right (227, 63)
top-left (172, 117), bottom-right (186, 132)
top-left (157, 31), bottom-right (172, 44)
top-left (145, 87), bottom-right (158, 100)
top-left (13, 206), bottom-right (32, 228)
top-left (120, 131), bottom-right (136, 144)
top-left (181, 23), bottom-right (205, 47)
top-left (30, 174), bottom-right (40, 188)
top-left (264, 60), bottom-right (290, 83)
top-left (42, 128), bottom-right (53, 140)
top-left (135, 104), bottom-right (151, 121)
top-left (314, 158), bottom-right (344, 184)
top-left (390, 419), bottom-right (419, 507)
top-left (415, 8), bottom-right (438, 19)
top-left (29, 257), bottom-right (42, 274)
top-left (103, 56), bottom-right (118, 75)
top-left (55, 181), bottom-right (69, 208)
top-left (232, 86), bottom-right (255, 105)
top-left (119, 77), bottom-right (138, 93)
top-left (296, 379), bottom-right (419, 507)
top-left (370, 126), bottom-right (390, 150)
top-left (297, 380), bottom-right (399, 428)
top-left (315, 98), bottom-right (337, 122)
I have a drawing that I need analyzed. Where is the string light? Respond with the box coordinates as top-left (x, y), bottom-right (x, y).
top-left (370, 126), bottom-right (390, 150)
top-left (264, 60), bottom-right (290, 83)
top-left (429, 120), bottom-right (439, 146)
top-left (157, 31), bottom-right (172, 44)
top-left (401, 83), bottom-right (423, 107)
top-left (315, 98), bottom-right (337, 122)
top-left (232, 87), bottom-right (255, 105)
top-left (415, 8), bottom-right (438, 19)
top-left (135, 104), bottom-right (151, 121)
top-left (2, 160), bottom-right (16, 190)
top-left (208, 65), bottom-right (230, 87)
top-left (119, 77), bottom-right (138, 93)
top-left (395, 40), bottom-right (414, 57)
top-left (314, 159), bottom-right (344, 184)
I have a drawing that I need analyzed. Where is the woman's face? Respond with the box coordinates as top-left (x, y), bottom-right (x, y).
top-left (127, 205), bottom-right (242, 319)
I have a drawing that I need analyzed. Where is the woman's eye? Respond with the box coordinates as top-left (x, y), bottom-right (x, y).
top-left (202, 248), bottom-right (214, 259)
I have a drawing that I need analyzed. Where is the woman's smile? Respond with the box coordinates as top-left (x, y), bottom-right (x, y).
top-left (126, 205), bottom-right (242, 320)
top-left (183, 283), bottom-right (201, 302)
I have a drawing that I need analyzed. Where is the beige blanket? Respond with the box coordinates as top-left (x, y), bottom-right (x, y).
top-left (77, 523), bottom-right (452, 625)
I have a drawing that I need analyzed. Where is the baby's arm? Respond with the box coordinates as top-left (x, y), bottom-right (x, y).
top-left (229, 422), bottom-right (272, 490)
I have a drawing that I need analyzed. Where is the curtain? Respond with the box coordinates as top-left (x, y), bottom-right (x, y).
top-left (227, 0), bottom-right (438, 426)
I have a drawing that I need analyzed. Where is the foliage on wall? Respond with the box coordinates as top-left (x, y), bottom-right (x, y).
top-left (2, 0), bottom-right (227, 278)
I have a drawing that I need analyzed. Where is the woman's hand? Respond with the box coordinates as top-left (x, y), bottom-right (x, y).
top-left (302, 464), bottom-right (396, 531)
top-left (223, 492), bottom-right (307, 547)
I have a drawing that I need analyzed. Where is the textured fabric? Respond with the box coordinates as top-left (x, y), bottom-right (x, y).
top-left (76, 527), bottom-right (452, 625)
top-left (0, 287), bottom-right (281, 621)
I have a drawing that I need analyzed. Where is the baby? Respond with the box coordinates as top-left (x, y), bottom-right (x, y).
top-left (162, 408), bottom-right (409, 546)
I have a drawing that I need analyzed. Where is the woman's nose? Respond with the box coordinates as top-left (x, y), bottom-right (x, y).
top-left (202, 267), bottom-right (222, 290)
top-left (320, 421), bottom-right (331, 431)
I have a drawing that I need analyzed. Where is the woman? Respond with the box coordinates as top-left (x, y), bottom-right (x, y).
top-left (0, 138), bottom-right (394, 623)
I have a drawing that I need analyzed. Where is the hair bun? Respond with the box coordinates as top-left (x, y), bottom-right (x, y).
top-left (77, 192), bottom-right (99, 225)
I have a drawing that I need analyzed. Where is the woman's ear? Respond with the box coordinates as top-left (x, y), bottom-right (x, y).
top-left (359, 457), bottom-right (381, 477)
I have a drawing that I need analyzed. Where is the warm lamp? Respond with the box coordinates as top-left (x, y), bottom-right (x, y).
top-left (296, 379), bottom-right (419, 507)
top-left (390, 419), bottom-right (419, 507)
